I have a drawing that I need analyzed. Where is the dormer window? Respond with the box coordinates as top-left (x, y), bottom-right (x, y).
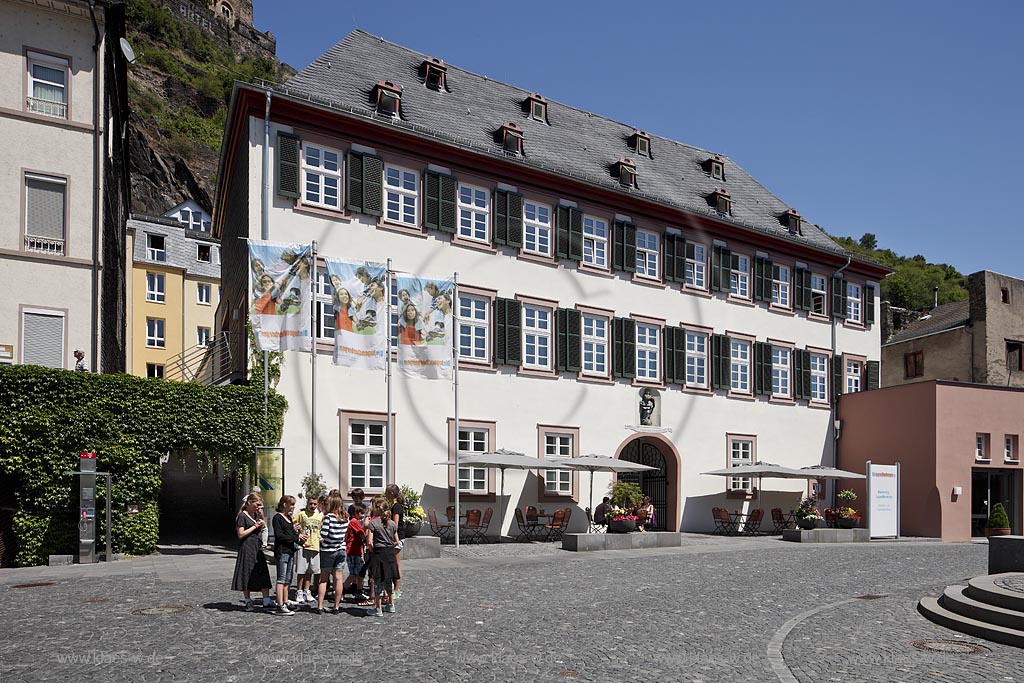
top-left (501, 121), bottom-right (524, 154)
top-left (527, 93), bottom-right (548, 123)
top-left (617, 158), bottom-right (637, 188)
top-left (783, 209), bottom-right (802, 235)
top-left (709, 188), bottom-right (731, 215)
top-left (632, 130), bottom-right (651, 158)
top-left (422, 57), bottom-right (447, 90)
top-left (375, 80), bottom-right (402, 116)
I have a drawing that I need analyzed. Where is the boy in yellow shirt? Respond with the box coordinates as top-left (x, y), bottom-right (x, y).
top-left (294, 496), bottom-right (324, 604)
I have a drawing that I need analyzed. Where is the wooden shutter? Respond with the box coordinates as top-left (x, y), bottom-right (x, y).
top-left (664, 326), bottom-right (686, 385)
top-left (754, 256), bottom-right (773, 302)
top-left (493, 190), bottom-right (524, 248)
top-left (345, 150), bottom-right (363, 213)
top-left (831, 276), bottom-right (848, 320)
top-left (793, 349), bottom-right (812, 400)
top-left (612, 220), bottom-right (637, 273)
top-left (612, 317), bottom-right (636, 379)
top-left (276, 132), bottom-right (301, 199)
top-left (832, 355), bottom-right (844, 402)
top-left (556, 308), bottom-right (582, 372)
top-left (711, 333), bottom-right (730, 389)
top-left (754, 342), bottom-right (769, 395)
top-left (865, 285), bottom-right (876, 325)
top-left (664, 233), bottom-right (686, 283)
top-left (493, 190), bottom-right (508, 245)
top-left (345, 151), bottom-right (383, 216)
top-left (866, 360), bottom-right (880, 390)
top-left (555, 206), bottom-right (582, 261)
top-left (711, 245), bottom-right (731, 292)
top-left (494, 297), bottom-right (522, 366)
top-left (423, 171), bottom-right (457, 233)
top-left (793, 267), bottom-right (812, 311)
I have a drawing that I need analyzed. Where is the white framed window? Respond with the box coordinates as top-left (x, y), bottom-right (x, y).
top-left (349, 421), bottom-right (387, 490)
top-left (315, 267), bottom-right (336, 342)
top-left (197, 244), bottom-right (211, 263)
top-left (685, 331), bottom-right (708, 388)
top-left (146, 363), bottom-right (164, 379)
top-left (457, 428), bottom-right (488, 493)
top-left (846, 358), bottom-right (862, 394)
top-left (146, 318), bottom-right (165, 348)
top-left (730, 339), bottom-right (750, 393)
top-left (24, 174), bottom-right (66, 255)
top-left (27, 51), bottom-right (68, 119)
top-left (384, 164), bottom-right (418, 226)
top-left (847, 283), bottom-right (862, 323)
top-left (544, 433), bottom-right (573, 494)
top-left (457, 183), bottom-right (489, 242)
top-left (811, 274), bottom-right (828, 315)
top-left (301, 143), bottom-right (342, 210)
top-left (1005, 435), bottom-right (1019, 462)
top-left (21, 309), bottom-right (65, 369)
top-left (772, 265), bottom-right (791, 307)
top-left (730, 254), bottom-right (750, 299)
top-left (146, 234), bottom-right (166, 262)
top-left (729, 437), bottom-right (754, 491)
top-left (197, 327), bottom-right (211, 347)
top-left (179, 208), bottom-right (207, 232)
top-left (458, 294), bottom-right (489, 362)
top-left (810, 352), bottom-right (828, 402)
top-left (975, 433), bottom-right (989, 462)
top-left (635, 230), bottom-right (659, 278)
top-left (523, 200), bottom-right (552, 256)
top-left (582, 215), bottom-right (608, 268)
top-left (581, 314), bottom-right (608, 376)
top-left (146, 273), bottom-right (165, 303)
top-left (772, 347), bottom-right (790, 397)
top-left (197, 283), bottom-right (212, 305)
top-left (636, 323), bottom-right (660, 381)
top-left (523, 304), bottom-right (552, 370)
top-left (685, 243), bottom-right (707, 289)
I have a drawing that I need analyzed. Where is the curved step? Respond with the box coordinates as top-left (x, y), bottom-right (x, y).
top-left (965, 573), bottom-right (1024, 612)
top-left (918, 596), bottom-right (1024, 649)
top-left (941, 585), bottom-right (1024, 631)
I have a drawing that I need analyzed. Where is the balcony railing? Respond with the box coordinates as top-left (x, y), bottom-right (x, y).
top-left (27, 97), bottom-right (67, 119)
top-left (24, 234), bottom-right (65, 255)
top-left (163, 331), bottom-right (239, 386)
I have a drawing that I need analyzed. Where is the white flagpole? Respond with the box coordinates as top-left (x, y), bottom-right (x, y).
top-left (453, 271), bottom-right (460, 548)
top-left (386, 260), bottom-right (394, 484)
top-left (310, 240), bottom-right (318, 477)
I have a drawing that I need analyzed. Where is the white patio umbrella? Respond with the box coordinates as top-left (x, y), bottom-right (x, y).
top-left (436, 448), bottom-right (571, 542)
top-left (798, 465), bottom-right (866, 480)
top-left (551, 454), bottom-right (657, 521)
top-left (701, 461), bottom-right (811, 503)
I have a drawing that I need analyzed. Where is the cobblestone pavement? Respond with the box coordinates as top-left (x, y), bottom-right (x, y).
top-left (2, 537), bottom-right (1020, 683)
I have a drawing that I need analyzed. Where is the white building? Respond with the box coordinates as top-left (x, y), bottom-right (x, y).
top-left (212, 31), bottom-right (890, 533)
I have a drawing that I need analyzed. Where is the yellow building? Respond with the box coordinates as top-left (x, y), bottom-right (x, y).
top-left (126, 209), bottom-right (220, 378)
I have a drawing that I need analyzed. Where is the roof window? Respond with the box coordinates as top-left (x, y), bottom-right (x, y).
top-left (375, 80), bottom-right (402, 116)
top-left (708, 188), bottom-right (731, 215)
top-left (500, 121), bottom-right (524, 154)
top-left (421, 57), bottom-right (447, 90)
top-left (526, 93), bottom-right (548, 123)
top-left (703, 154), bottom-right (726, 181)
top-left (632, 130), bottom-right (651, 158)
top-left (783, 209), bottom-right (802, 235)
top-left (617, 158), bottom-right (637, 188)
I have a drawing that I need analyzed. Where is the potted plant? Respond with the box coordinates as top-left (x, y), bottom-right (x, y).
top-left (606, 480), bottom-right (643, 533)
top-left (298, 472), bottom-right (328, 501)
top-left (794, 495), bottom-right (824, 530)
top-left (399, 485), bottom-right (425, 538)
top-left (834, 490), bottom-right (862, 529)
top-left (985, 503), bottom-right (1011, 537)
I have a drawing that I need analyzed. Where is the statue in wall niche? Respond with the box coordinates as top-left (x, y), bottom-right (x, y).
top-left (639, 388), bottom-right (656, 426)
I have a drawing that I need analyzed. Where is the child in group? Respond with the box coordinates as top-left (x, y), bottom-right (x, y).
top-left (315, 493), bottom-right (349, 614)
top-left (294, 495), bottom-right (323, 604)
top-left (271, 495), bottom-right (305, 615)
top-left (364, 496), bottom-right (400, 617)
top-left (341, 502), bottom-right (368, 600)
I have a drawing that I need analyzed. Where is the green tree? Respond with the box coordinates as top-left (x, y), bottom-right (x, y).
top-left (858, 233), bottom-right (878, 250)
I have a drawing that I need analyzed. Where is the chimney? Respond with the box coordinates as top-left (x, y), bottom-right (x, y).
top-left (933, 287), bottom-right (939, 309)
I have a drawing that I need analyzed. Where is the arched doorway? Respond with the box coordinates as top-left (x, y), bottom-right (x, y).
top-left (618, 438), bottom-right (670, 531)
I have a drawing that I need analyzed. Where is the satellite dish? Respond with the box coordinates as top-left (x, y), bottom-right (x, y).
top-left (119, 38), bottom-right (137, 64)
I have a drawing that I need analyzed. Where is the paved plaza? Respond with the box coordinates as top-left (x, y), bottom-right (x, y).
top-left (1, 535), bottom-right (1021, 682)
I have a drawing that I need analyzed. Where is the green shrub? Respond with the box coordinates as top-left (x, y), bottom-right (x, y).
top-left (987, 503), bottom-right (1010, 529)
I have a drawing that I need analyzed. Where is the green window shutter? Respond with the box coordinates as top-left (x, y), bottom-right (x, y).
top-left (612, 221), bottom-right (637, 273)
top-left (832, 355), bottom-right (844, 402)
top-left (793, 349), bottom-right (811, 400)
top-left (556, 308), bottom-right (567, 370)
top-left (865, 285), bottom-right (876, 326)
top-left (556, 206), bottom-right (570, 259)
top-left (506, 193), bottom-right (523, 248)
top-left (568, 208), bottom-right (583, 262)
top-left (612, 317), bottom-right (636, 378)
top-left (494, 298), bottom-right (522, 366)
top-left (761, 343), bottom-right (773, 396)
top-left (754, 342), bottom-right (767, 395)
top-left (711, 333), bottom-right (726, 389)
top-left (665, 326), bottom-right (686, 385)
top-left (754, 256), bottom-right (773, 302)
top-left (793, 268), bottom-right (810, 311)
top-left (832, 276), bottom-right (848, 320)
top-left (711, 246), bottom-right (731, 292)
top-left (663, 234), bottom-right (679, 283)
top-left (423, 171), bottom-right (441, 230)
top-left (493, 298), bottom-right (507, 364)
top-left (719, 334), bottom-right (731, 390)
top-left (439, 174), bottom-right (457, 232)
top-left (493, 190), bottom-right (508, 245)
top-left (556, 308), bottom-right (581, 372)
top-left (802, 269), bottom-right (814, 311)
top-left (664, 327), bottom-right (676, 384)
top-left (276, 132), bottom-right (301, 199)
top-left (866, 360), bottom-right (880, 390)
top-left (801, 350), bottom-right (813, 400)
top-left (345, 151), bottom-right (363, 213)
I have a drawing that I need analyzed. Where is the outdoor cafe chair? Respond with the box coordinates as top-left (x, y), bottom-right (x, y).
top-left (513, 507), bottom-right (537, 542)
top-left (427, 507), bottom-right (454, 543)
top-left (477, 507), bottom-right (494, 543)
top-left (823, 508), bottom-right (837, 528)
top-left (743, 508), bottom-right (764, 535)
top-left (712, 507), bottom-right (738, 535)
top-left (525, 505), bottom-right (540, 527)
top-left (445, 505), bottom-right (457, 522)
top-left (770, 508), bottom-right (791, 534)
top-left (586, 506), bottom-right (606, 534)
top-left (543, 509), bottom-right (567, 541)
top-left (462, 509), bottom-right (483, 543)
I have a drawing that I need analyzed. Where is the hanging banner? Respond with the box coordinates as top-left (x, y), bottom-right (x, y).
top-left (323, 258), bottom-right (387, 370)
top-left (394, 273), bottom-right (454, 379)
top-left (247, 240), bottom-right (313, 352)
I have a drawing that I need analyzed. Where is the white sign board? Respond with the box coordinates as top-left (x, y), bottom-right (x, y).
top-left (868, 463), bottom-right (899, 538)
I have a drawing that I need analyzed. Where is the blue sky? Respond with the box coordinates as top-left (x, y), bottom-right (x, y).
top-left (253, 0), bottom-right (1023, 278)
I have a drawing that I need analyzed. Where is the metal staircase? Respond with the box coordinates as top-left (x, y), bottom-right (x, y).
top-left (163, 331), bottom-right (239, 385)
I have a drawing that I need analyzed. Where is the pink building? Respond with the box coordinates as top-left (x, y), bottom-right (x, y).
top-left (838, 380), bottom-right (1023, 541)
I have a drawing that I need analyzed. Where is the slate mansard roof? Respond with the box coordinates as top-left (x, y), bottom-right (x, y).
top-left (277, 30), bottom-right (869, 265)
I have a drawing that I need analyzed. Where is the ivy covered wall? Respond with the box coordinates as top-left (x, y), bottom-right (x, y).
top-left (0, 366), bottom-right (286, 566)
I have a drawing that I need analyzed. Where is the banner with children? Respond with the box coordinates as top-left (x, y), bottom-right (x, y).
top-left (247, 240), bottom-right (313, 352)
top-left (323, 257), bottom-right (388, 370)
top-left (393, 273), bottom-right (454, 380)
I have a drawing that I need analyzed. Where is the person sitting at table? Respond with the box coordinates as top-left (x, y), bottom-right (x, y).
top-left (593, 497), bottom-right (610, 525)
top-left (637, 496), bottom-right (655, 532)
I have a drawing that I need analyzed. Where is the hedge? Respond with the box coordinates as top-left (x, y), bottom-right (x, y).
top-left (0, 365), bottom-right (287, 566)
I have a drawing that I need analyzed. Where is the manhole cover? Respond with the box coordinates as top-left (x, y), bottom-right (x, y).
top-left (130, 605), bottom-right (192, 616)
top-left (8, 581), bottom-right (59, 589)
top-left (855, 594), bottom-right (888, 600)
top-left (909, 640), bottom-right (991, 654)
top-left (560, 671), bottom-right (579, 678)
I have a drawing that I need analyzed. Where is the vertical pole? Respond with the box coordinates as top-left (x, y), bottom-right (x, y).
top-left (386, 260), bottom-right (394, 486)
top-left (895, 461), bottom-right (901, 540)
top-left (453, 272), bottom-right (460, 548)
top-left (311, 241), bottom-right (318, 476)
top-left (261, 90), bottom-right (272, 426)
top-left (104, 473), bottom-right (112, 562)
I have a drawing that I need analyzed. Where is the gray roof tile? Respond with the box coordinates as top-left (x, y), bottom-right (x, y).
top-left (885, 300), bottom-right (970, 344)
top-left (128, 215), bottom-right (222, 280)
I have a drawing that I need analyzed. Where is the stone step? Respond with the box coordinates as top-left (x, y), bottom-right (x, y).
top-left (964, 573), bottom-right (1024, 613)
top-left (917, 596), bottom-right (1024, 649)
top-left (940, 585), bottom-right (1024, 631)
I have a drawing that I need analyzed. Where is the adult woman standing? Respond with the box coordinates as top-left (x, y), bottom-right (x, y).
top-left (232, 492), bottom-right (272, 611)
top-left (384, 483), bottom-right (405, 600)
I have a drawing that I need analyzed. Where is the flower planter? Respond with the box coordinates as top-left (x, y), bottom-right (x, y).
top-left (985, 527), bottom-right (1012, 537)
top-left (399, 520), bottom-right (422, 539)
top-left (836, 518), bottom-right (860, 529)
top-left (607, 519), bottom-right (637, 533)
top-left (797, 518), bottom-right (820, 530)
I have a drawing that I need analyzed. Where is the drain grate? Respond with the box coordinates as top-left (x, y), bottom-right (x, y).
top-left (855, 594), bottom-right (888, 600)
top-left (909, 639), bottom-right (991, 655)
top-left (130, 605), bottom-right (192, 616)
top-left (560, 671), bottom-right (579, 678)
top-left (8, 581), bottom-right (59, 589)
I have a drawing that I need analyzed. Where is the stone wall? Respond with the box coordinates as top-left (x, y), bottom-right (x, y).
top-left (158, 0), bottom-right (276, 61)
top-left (970, 271), bottom-right (1024, 387)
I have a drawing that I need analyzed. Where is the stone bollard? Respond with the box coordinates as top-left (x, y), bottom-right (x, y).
top-left (988, 535), bottom-right (1024, 574)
